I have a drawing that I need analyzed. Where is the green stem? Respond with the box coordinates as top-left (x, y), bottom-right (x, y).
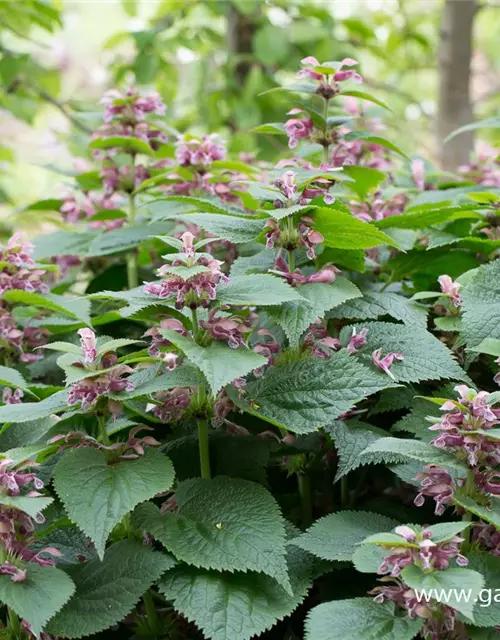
top-left (126, 193), bottom-right (138, 290)
top-left (8, 608), bottom-right (21, 636)
top-left (323, 96), bottom-right (330, 165)
top-left (287, 249), bottom-right (295, 273)
top-left (191, 307), bottom-right (200, 342)
top-left (340, 476), bottom-right (348, 508)
top-left (97, 414), bottom-right (110, 446)
top-left (197, 418), bottom-right (211, 480)
top-left (298, 472), bottom-right (312, 527)
top-left (143, 590), bottom-right (159, 637)
top-left (461, 470), bottom-right (475, 548)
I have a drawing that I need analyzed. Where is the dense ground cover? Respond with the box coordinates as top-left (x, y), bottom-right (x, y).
top-left (2, 56), bottom-right (500, 640)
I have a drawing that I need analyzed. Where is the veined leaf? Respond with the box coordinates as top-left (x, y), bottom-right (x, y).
top-left (216, 274), bottom-right (303, 306)
top-left (313, 208), bottom-right (399, 250)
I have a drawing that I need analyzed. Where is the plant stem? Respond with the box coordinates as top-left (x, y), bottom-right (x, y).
top-left (298, 471), bottom-right (312, 527)
top-left (461, 470), bottom-right (475, 548)
top-left (197, 418), bottom-right (211, 480)
top-left (8, 608), bottom-right (21, 636)
top-left (323, 96), bottom-right (330, 165)
top-left (97, 413), bottom-right (110, 446)
top-left (143, 589), bottom-right (159, 637)
top-left (191, 307), bottom-right (200, 342)
top-left (288, 249), bottom-right (295, 273)
top-left (340, 476), bottom-right (348, 508)
top-left (126, 193), bottom-right (138, 290)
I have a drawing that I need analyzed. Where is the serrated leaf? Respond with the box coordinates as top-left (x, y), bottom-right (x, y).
top-left (2, 291), bottom-right (91, 326)
top-left (424, 521), bottom-right (472, 542)
top-left (0, 365), bottom-right (37, 397)
top-left (47, 541), bottom-right (174, 638)
top-left (53, 448), bottom-right (175, 558)
top-left (342, 166), bottom-right (388, 201)
top-left (264, 204), bottom-right (316, 221)
top-left (467, 553), bottom-right (500, 627)
top-left (33, 231), bottom-right (97, 261)
top-left (376, 205), bottom-right (482, 229)
top-left (88, 135), bottom-right (154, 156)
top-left (216, 274), bottom-right (303, 306)
top-left (172, 213), bottom-right (265, 243)
top-left (0, 389), bottom-right (69, 424)
top-left (340, 321), bottom-right (467, 383)
top-left (42, 342), bottom-right (83, 355)
top-left (401, 564), bottom-right (484, 621)
top-left (133, 476), bottom-right (290, 591)
top-left (305, 598), bottom-right (424, 640)
top-left (468, 337), bottom-right (500, 357)
top-left (340, 89), bottom-right (393, 111)
top-left (232, 350), bottom-right (395, 434)
top-left (359, 437), bottom-right (466, 470)
top-left (159, 545), bottom-right (312, 640)
top-left (0, 416), bottom-right (57, 449)
top-left (111, 365), bottom-right (203, 400)
top-left (268, 278), bottom-right (362, 346)
top-left (453, 496), bottom-right (500, 528)
top-left (252, 122), bottom-right (286, 135)
top-left (343, 131), bottom-right (408, 158)
top-left (32, 527), bottom-right (96, 565)
top-left (461, 260), bottom-right (500, 347)
top-left (325, 420), bottom-right (386, 480)
top-left (291, 510), bottom-right (398, 562)
top-left (0, 494), bottom-right (53, 519)
top-left (87, 223), bottom-right (170, 257)
top-left (330, 292), bottom-right (428, 328)
top-left (0, 564), bottom-right (75, 637)
top-left (160, 331), bottom-right (266, 394)
top-left (313, 208), bottom-right (399, 250)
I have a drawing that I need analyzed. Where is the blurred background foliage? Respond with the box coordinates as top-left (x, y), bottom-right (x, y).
top-left (2, 0), bottom-right (500, 213)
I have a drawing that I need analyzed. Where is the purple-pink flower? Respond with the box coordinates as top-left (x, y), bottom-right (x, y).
top-left (175, 135), bottom-right (226, 167)
top-left (297, 56), bottom-right (362, 97)
top-left (78, 328), bottom-right (97, 363)
top-left (347, 327), bottom-right (368, 354)
top-left (0, 233), bottom-right (48, 295)
top-left (372, 349), bottom-right (404, 379)
top-left (438, 274), bottom-right (461, 308)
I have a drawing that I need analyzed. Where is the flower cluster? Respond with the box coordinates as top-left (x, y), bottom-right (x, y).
top-left (67, 329), bottom-right (134, 411)
top-left (272, 255), bottom-right (340, 286)
top-left (370, 525), bottom-right (468, 639)
top-left (200, 309), bottom-right (256, 349)
top-left (0, 308), bottom-right (48, 364)
top-left (175, 134), bottom-right (226, 167)
top-left (60, 190), bottom-right (124, 230)
top-left (458, 141), bottom-right (500, 188)
top-left (438, 274), bottom-right (462, 308)
top-left (297, 56), bottom-right (362, 99)
top-left (0, 233), bottom-right (48, 295)
top-left (144, 231), bottom-right (228, 308)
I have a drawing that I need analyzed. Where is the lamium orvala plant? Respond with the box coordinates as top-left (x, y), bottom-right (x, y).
top-left (3, 56), bottom-right (500, 640)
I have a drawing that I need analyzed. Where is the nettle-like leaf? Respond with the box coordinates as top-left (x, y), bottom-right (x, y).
top-left (401, 564), bottom-right (484, 621)
top-left (231, 350), bottom-right (396, 433)
top-left (47, 541), bottom-right (175, 638)
top-left (32, 230), bottom-right (97, 261)
top-left (305, 598), bottom-right (424, 640)
top-left (467, 554), bottom-right (500, 627)
top-left (324, 420), bottom-right (386, 481)
top-left (53, 447), bottom-right (175, 558)
top-left (268, 278), bottom-right (362, 346)
top-left (0, 564), bottom-right (75, 637)
top-left (172, 212), bottom-right (265, 243)
top-left (376, 204), bottom-right (482, 230)
top-left (216, 274), bottom-right (303, 306)
top-left (160, 330), bottom-right (266, 394)
top-left (330, 291), bottom-right (428, 328)
top-left (0, 389), bottom-right (69, 424)
top-left (159, 544), bottom-right (313, 640)
top-left (358, 436), bottom-right (466, 470)
top-left (290, 510), bottom-right (398, 562)
top-left (86, 223), bottom-right (171, 257)
top-left (133, 476), bottom-right (291, 592)
top-left (461, 259), bottom-right (500, 347)
top-left (0, 416), bottom-right (58, 449)
top-left (0, 365), bottom-right (38, 397)
top-left (111, 365), bottom-right (203, 400)
top-left (453, 496), bottom-right (500, 528)
top-left (312, 208), bottom-right (399, 250)
top-left (1, 290), bottom-right (91, 326)
top-left (340, 321), bottom-right (467, 383)
top-left (0, 494), bottom-right (53, 520)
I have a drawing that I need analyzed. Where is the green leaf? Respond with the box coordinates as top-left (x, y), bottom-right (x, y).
top-left (291, 510), bottom-right (398, 562)
top-left (461, 260), bottom-right (500, 347)
top-left (0, 564), bottom-right (75, 637)
top-left (268, 278), bottom-right (362, 346)
top-left (133, 476), bottom-right (291, 591)
top-left (0, 494), bottom-right (53, 520)
top-left (359, 437), bottom-right (466, 470)
top-left (251, 123), bottom-right (286, 135)
top-left (87, 223), bottom-right (170, 257)
top-left (467, 553), bottom-right (500, 627)
top-left (424, 521), bottom-right (472, 542)
top-left (232, 350), bottom-right (395, 434)
top-left (435, 316), bottom-right (462, 332)
top-left (264, 204), bottom-right (316, 221)
top-left (313, 208), bottom-right (399, 250)
top-left (445, 116), bottom-right (500, 142)
top-left (305, 598), bottom-right (424, 640)
top-left (468, 337), bottom-right (500, 357)
top-left (47, 541), bottom-right (175, 639)
top-left (376, 204), bottom-right (481, 229)
top-left (340, 321), bottom-right (467, 383)
top-left (325, 420), bottom-right (386, 480)
top-left (111, 365), bottom-right (204, 400)
top-left (159, 545), bottom-right (312, 640)
top-left (160, 331), bottom-right (266, 394)
top-left (0, 389), bottom-right (69, 424)
top-left (330, 292), bottom-right (428, 328)
top-left (343, 131), bottom-right (408, 158)
top-left (216, 274), bottom-right (303, 306)
top-left (42, 342), bottom-right (83, 355)
top-left (453, 496), bottom-right (500, 528)
top-left (33, 231), bottom-right (97, 261)
top-left (0, 416), bottom-right (58, 449)
top-left (401, 564), bottom-right (484, 621)
top-left (88, 135), bottom-right (154, 156)
top-left (171, 213), bottom-right (265, 244)
top-left (53, 448), bottom-right (175, 558)
top-left (342, 166), bottom-right (387, 201)
top-left (253, 24), bottom-right (290, 65)
top-left (2, 291), bottom-right (91, 326)
top-left (319, 247), bottom-right (366, 272)
top-left (340, 89), bottom-right (393, 112)
top-left (0, 365), bottom-right (37, 397)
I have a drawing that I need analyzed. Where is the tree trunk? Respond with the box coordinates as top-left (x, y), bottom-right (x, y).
top-left (226, 4), bottom-right (256, 87)
top-left (437, 0), bottom-right (477, 170)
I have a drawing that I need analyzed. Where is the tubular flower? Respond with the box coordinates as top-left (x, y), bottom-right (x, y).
top-left (297, 56), bottom-right (362, 100)
top-left (438, 274), bottom-right (462, 308)
top-left (175, 134), bottom-right (226, 167)
top-left (0, 233), bottom-right (48, 295)
top-left (371, 349), bottom-right (404, 379)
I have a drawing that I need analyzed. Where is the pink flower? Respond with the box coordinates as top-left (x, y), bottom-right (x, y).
top-left (415, 465), bottom-right (456, 515)
top-left (347, 327), bottom-right (368, 354)
top-left (200, 310), bottom-right (255, 349)
top-left (180, 231), bottom-right (195, 258)
top-left (2, 388), bottom-right (23, 404)
top-left (438, 275), bottom-right (461, 307)
top-left (297, 57), bottom-right (362, 99)
top-left (372, 349), bottom-right (404, 379)
top-left (411, 159), bottom-right (425, 190)
top-left (298, 216), bottom-right (324, 259)
top-left (284, 116), bottom-right (314, 149)
top-left (175, 134), bottom-right (226, 167)
top-left (144, 318), bottom-right (187, 357)
top-left (151, 387), bottom-right (191, 422)
top-left (78, 328), bottom-right (97, 363)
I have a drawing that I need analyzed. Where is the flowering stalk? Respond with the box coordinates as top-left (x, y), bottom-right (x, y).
top-left (126, 193), bottom-right (138, 289)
